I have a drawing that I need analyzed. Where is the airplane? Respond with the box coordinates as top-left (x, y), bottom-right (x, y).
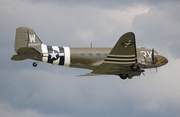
top-left (11, 27), bottom-right (168, 79)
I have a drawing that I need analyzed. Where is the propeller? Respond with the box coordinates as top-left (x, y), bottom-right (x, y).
top-left (152, 48), bottom-right (158, 73)
top-left (139, 71), bottom-right (145, 79)
top-left (152, 48), bottom-right (156, 64)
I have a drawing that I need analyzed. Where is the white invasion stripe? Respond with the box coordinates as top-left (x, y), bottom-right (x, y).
top-left (43, 53), bottom-right (49, 57)
top-left (52, 46), bottom-right (60, 65)
top-left (64, 47), bottom-right (70, 66)
top-left (106, 58), bottom-right (136, 61)
top-left (104, 61), bottom-right (136, 64)
top-left (41, 44), bottom-right (48, 62)
top-left (41, 44), bottom-right (48, 53)
top-left (108, 54), bottom-right (136, 57)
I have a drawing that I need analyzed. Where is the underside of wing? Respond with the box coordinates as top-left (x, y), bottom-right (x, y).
top-left (77, 73), bottom-right (103, 77)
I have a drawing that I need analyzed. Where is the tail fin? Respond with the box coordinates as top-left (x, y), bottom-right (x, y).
top-left (14, 27), bottom-right (42, 53)
top-left (11, 27), bottom-right (42, 61)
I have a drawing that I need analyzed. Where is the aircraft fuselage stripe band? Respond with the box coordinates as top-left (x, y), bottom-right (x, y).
top-left (41, 44), bottom-right (48, 62)
top-left (64, 47), bottom-right (70, 66)
top-left (59, 47), bottom-right (65, 66)
top-left (41, 44), bottom-right (70, 66)
top-left (47, 46), bottom-right (53, 64)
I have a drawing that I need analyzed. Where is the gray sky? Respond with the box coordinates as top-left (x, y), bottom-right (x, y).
top-left (0, 0), bottom-right (180, 117)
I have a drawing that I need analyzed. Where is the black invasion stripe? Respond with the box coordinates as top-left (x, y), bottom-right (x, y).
top-left (47, 45), bottom-right (53, 51)
top-left (59, 47), bottom-right (64, 53)
top-left (59, 56), bottom-right (65, 65)
top-left (105, 59), bottom-right (136, 62)
top-left (59, 47), bottom-right (65, 66)
top-left (107, 56), bottom-right (135, 59)
top-left (47, 46), bottom-right (53, 64)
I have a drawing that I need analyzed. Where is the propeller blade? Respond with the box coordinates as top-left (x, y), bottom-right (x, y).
top-left (152, 48), bottom-right (154, 61)
top-left (142, 72), bottom-right (145, 76)
top-left (156, 68), bottom-right (158, 73)
top-left (152, 48), bottom-right (156, 64)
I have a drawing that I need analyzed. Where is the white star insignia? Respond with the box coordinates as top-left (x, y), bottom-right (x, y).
top-left (50, 51), bottom-right (57, 59)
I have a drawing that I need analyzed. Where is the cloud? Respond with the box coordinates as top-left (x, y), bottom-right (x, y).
top-left (0, 102), bottom-right (70, 117)
top-left (1, 57), bottom-right (180, 117)
top-left (28, 0), bottom-right (180, 9)
top-left (131, 2), bottom-right (180, 57)
top-left (0, 0), bottom-right (150, 47)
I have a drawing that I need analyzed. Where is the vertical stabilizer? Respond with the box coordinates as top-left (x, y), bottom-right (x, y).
top-left (14, 27), bottom-right (42, 53)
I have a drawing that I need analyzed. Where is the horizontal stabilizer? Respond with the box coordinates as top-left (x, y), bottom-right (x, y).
top-left (11, 47), bottom-right (41, 61)
top-left (17, 47), bottom-right (40, 55)
top-left (11, 55), bottom-right (26, 61)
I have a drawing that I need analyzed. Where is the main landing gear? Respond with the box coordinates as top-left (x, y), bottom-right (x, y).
top-left (32, 62), bottom-right (38, 67)
top-left (119, 74), bottom-right (128, 80)
top-left (130, 65), bottom-right (140, 71)
top-left (119, 65), bottom-right (142, 80)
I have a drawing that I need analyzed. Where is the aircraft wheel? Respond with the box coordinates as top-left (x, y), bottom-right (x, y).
top-left (32, 62), bottom-right (37, 67)
top-left (119, 74), bottom-right (128, 79)
top-left (130, 65), bottom-right (140, 71)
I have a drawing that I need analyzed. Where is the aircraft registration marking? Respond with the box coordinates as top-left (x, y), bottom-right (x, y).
top-left (140, 51), bottom-right (152, 58)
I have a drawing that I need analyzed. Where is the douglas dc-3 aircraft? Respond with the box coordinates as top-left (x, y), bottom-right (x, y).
top-left (11, 27), bottom-right (168, 79)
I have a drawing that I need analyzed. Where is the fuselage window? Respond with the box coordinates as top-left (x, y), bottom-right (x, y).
top-left (104, 53), bottom-right (108, 57)
top-left (89, 53), bottom-right (93, 56)
top-left (80, 53), bottom-right (85, 56)
top-left (96, 53), bottom-right (100, 56)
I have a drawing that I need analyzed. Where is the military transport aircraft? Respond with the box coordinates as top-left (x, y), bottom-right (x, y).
top-left (11, 27), bottom-right (168, 79)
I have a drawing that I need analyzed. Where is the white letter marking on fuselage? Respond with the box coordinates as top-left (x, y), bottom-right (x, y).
top-left (140, 51), bottom-right (152, 58)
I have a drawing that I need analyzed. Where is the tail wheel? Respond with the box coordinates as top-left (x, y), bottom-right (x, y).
top-left (32, 62), bottom-right (37, 67)
top-left (119, 74), bottom-right (128, 79)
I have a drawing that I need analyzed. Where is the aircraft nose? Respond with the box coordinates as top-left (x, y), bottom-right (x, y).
top-left (164, 57), bottom-right (168, 64)
top-left (157, 56), bottom-right (168, 64)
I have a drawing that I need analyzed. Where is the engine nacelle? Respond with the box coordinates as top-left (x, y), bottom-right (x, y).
top-left (41, 44), bottom-right (70, 66)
